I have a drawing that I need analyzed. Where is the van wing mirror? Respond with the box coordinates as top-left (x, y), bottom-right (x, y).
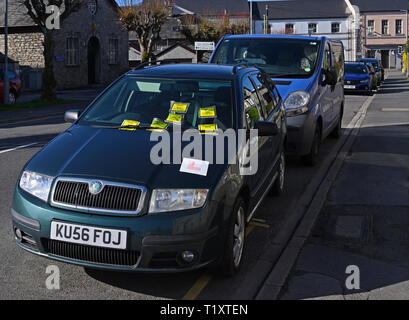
top-left (322, 67), bottom-right (337, 86)
top-left (64, 109), bottom-right (81, 123)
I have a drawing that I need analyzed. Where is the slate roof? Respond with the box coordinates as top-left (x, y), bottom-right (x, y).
top-left (174, 0), bottom-right (249, 16)
top-left (350, 0), bottom-right (409, 12)
top-left (254, 0), bottom-right (349, 20)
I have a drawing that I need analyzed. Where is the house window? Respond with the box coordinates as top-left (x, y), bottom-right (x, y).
top-left (285, 23), bottom-right (294, 34)
top-left (396, 19), bottom-right (402, 35)
top-left (109, 39), bottom-right (119, 65)
top-left (382, 20), bottom-right (389, 35)
top-left (368, 20), bottom-right (374, 35)
top-left (66, 37), bottom-right (79, 66)
top-left (308, 23), bottom-right (317, 34)
top-left (331, 22), bottom-right (340, 33)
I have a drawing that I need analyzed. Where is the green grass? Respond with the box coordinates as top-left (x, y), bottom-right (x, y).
top-left (0, 98), bottom-right (82, 112)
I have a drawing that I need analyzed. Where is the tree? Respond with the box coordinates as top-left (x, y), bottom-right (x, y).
top-left (19, 0), bottom-right (82, 100)
top-left (119, 0), bottom-right (171, 63)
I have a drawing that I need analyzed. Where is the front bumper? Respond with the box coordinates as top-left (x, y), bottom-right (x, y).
top-left (11, 188), bottom-right (225, 272)
top-left (285, 111), bottom-right (316, 156)
top-left (344, 82), bottom-right (370, 92)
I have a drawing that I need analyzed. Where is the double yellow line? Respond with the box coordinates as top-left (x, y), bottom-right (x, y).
top-left (182, 221), bottom-right (270, 300)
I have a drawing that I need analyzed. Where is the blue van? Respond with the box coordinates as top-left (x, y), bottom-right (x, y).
top-left (210, 35), bottom-right (345, 165)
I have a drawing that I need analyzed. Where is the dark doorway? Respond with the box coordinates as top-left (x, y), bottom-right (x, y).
top-left (381, 50), bottom-right (390, 69)
top-left (88, 37), bottom-right (100, 84)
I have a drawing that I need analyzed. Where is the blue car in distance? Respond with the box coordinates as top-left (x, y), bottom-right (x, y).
top-left (358, 58), bottom-right (382, 86)
top-left (344, 62), bottom-right (374, 95)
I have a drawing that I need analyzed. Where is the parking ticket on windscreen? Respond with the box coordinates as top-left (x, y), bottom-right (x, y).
top-left (180, 158), bottom-right (209, 176)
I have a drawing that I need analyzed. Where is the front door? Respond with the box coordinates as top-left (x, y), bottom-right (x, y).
top-left (88, 37), bottom-right (100, 84)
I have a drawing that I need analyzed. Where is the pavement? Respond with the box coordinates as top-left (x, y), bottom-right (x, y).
top-left (0, 87), bottom-right (103, 124)
top-left (277, 70), bottom-right (409, 300)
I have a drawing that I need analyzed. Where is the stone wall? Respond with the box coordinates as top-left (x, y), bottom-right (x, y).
top-left (0, 32), bottom-right (44, 69)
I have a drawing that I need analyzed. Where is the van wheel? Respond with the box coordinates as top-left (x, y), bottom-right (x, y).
top-left (330, 114), bottom-right (342, 139)
top-left (270, 151), bottom-right (285, 196)
top-left (302, 125), bottom-right (321, 166)
top-left (219, 198), bottom-right (246, 277)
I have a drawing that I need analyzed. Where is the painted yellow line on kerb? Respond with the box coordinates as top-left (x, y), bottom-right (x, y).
top-left (182, 221), bottom-right (270, 300)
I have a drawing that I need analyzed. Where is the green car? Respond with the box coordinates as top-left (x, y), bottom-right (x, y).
top-left (11, 64), bottom-right (286, 276)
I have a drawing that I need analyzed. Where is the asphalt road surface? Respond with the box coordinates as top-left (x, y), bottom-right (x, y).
top-left (0, 93), bottom-right (368, 300)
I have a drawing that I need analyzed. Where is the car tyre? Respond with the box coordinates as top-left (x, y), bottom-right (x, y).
top-left (219, 197), bottom-right (246, 277)
top-left (8, 91), bottom-right (16, 105)
top-left (302, 124), bottom-right (321, 166)
top-left (270, 151), bottom-right (285, 196)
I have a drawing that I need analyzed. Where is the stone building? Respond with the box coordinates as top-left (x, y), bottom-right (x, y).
top-left (0, 0), bottom-right (128, 90)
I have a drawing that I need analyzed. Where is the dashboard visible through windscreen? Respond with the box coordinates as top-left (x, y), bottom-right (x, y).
top-left (211, 38), bottom-right (322, 78)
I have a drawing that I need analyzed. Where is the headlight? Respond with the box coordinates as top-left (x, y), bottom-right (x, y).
top-left (284, 91), bottom-right (310, 117)
top-left (19, 170), bottom-right (53, 202)
top-left (360, 79), bottom-right (369, 83)
top-left (149, 189), bottom-right (209, 214)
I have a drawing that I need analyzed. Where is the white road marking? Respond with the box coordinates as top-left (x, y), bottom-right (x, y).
top-left (0, 142), bottom-right (38, 155)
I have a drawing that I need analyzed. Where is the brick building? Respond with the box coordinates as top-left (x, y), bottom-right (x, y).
top-left (0, 0), bottom-right (128, 90)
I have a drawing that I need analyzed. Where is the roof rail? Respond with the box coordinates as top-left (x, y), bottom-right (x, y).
top-left (232, 62), bottom-right (259, 75)
top-left (132, 60), bottom-right (179, 71)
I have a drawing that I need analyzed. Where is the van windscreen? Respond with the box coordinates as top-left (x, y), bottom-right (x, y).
top-left (211, 38), bottom-right (322, 78)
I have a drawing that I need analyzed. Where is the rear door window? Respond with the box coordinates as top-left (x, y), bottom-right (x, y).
top-left (250, 73), bottom-right (277, 117)
top-left (242, 76), bottom-right (264, 129)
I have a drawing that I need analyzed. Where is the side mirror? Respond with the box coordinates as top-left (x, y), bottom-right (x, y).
top-left (64, 109), bottom-right (81, 123)
top-left (254, 121), bottom-right (279, 136)
top-left (322, 67), bottom-right (337, 86)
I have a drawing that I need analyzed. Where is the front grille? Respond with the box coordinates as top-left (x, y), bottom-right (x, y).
top-left (346, 80), bottom-right (361, 85)
top-left (52, 179), bottom-right (143, 213)
top-left (42, 239), bottom-right (139, 267)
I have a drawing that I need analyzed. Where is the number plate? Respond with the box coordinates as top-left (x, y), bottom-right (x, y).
top-left (344, 85), bottom-right (356, 89)
top-left (50, 221), bottom-right (127, 250)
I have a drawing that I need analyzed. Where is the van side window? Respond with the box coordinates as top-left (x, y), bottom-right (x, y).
top-left (250, 73), bottom-right (277, 117)
top-left (322, 43), bottom-right (331, 70)
top-left (243, 76), bottom-right (264, 129)
top-left (332, 42), bottom-right (345, 80)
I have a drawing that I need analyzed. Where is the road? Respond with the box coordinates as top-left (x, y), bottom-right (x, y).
top-left (0, 90), bottom-right (368, 299)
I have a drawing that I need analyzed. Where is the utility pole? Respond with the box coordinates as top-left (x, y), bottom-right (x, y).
top-left (265, 4), bottom-right (269, 34)
top-left (249, 0), bottom-right (253, 34)
top-left (3, 0), bottom-right (9, 105)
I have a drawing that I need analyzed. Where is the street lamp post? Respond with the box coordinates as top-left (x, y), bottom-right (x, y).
top-left (3, 0), bottom-right (9, 105)
top-left (250, 0), bottom-right (253, 34)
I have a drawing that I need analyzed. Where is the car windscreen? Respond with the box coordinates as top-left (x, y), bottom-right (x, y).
top-left (345, 65), bottom-right (368, 74)
top-left (211, 38), bottom-right (322, 78)
top-left (79, 76), bottom-right (234, 131)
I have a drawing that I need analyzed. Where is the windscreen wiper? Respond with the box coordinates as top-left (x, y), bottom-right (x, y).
top-left (109, 124), bottom-right (168, 131)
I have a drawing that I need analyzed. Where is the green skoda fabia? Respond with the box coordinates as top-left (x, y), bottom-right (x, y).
top-left (11, 64), bottom-right (287, 276)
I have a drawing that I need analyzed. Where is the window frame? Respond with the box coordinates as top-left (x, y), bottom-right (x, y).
top-left (108, 38), bottom-right (119, 65)
top-left (308, 23), bottom-right (317, 34)
top-left (285, 23), bottom-right (294, 34)
top-left (396, 19), bottom-right (403, 35)
top-left (382, 20), bottom-right (389, 35)
top-left (66, 37), bottom-right (79, 67)
top-left (367, 20), bottom-right (375, 35)
top-left (331, 22), bottom-right (340, 34)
